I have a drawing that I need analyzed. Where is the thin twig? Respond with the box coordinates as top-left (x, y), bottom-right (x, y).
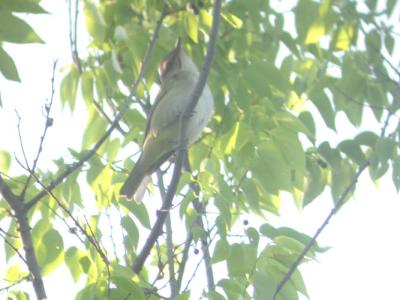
top-left (0, 231), bottom-right (28, 265)
top-left (132, 0), bottom-right (222, 274)
top-left (176, 232), bottom-right (192, 292)
top-left (0, 276), bottom-right (30, 293)
top-left (69, 0), bottom-right (82, 72)
top-left (156, 170), bottom-right (178, 298)
top-left (187, 170), bottom-right (215, 290)
top-left (21, 61), bottom-right (58, 198)
top-left (93, 100), bottom-right (127, 135)
top-left (17, 160), bottom-right (110, 266)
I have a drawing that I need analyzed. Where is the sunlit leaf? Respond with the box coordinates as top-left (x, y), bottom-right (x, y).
top-left (0, 47), bottom-right (20, 81)
top-left (0, 11), bottom-right (43, 43)
top-left (184, 12), bottom-right (198, 43)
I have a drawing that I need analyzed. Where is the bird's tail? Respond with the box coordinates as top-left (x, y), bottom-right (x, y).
top-left (120, 164), bottom-right (147, 200)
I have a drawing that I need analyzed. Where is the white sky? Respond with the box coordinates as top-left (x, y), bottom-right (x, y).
top-left (0, 1), bottom-right (399, 299)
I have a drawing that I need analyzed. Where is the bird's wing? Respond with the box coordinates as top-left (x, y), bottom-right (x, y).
top-left (142, 84), bottom-right (168, 141)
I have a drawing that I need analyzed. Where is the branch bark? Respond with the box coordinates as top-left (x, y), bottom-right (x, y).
top-left (132, 0), bottom-right (222, 275)
top-left (0, 175), bottom-right (47, 299)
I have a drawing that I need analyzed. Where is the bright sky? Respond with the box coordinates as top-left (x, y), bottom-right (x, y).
top-left (0, 1), bottom-right (399, 299)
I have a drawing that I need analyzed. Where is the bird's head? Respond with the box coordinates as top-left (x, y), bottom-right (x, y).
top-left (159, 39), bottom-right (199, 82)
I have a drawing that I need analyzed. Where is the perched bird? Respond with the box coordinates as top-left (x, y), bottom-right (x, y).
top-left (120, 40), bottom-right (214, 200)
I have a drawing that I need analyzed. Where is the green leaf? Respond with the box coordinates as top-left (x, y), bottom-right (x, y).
top-left (81, 71), bottom-right (94, 105)
top-left (298, 111), bottom-right (316, 142)
top-left (82, 107), bottom-right (108, 149)
top-left (384, 32), bottom-right (394, 54)
top-left (175, 291), bottom-right (190, 300)
top-left (121, 216), bottom-right (139, 249)
top-left (332, 22), bottom-right (356, 51)
top-left (84, 2), bottom-right (106, 44)
top-left (0, 150), bottom-right (11, 173)
top-left (331, 160), bottom-right (354, 202)
top-left (252, 142), bottom-right (292, 195)
top-left (41, 229), bottom-right (64, 275)
top-left (60, 65), bottom-right (80, 111)
top-left (260, 223), bottom-right (280, 239)
top-left (274, 236), bottom-right (305, 255)
top-left (354, 131), bottom-right (378, 147)
top-left (254, 271), bottom-right (276, 300)
top-left (0, 0), bottom-right (47, 13)
top-left (271, 129), bottom-right (306, 190)
top-left (365, 30), bottom-right (381, 58)
top-left (184, 12), bottom-right (199, 43)
top-left (241, 178), bottom-right (260, 212)
top-left (218, 278), bottom-right (246, 299)
top-left (305, 20), bottom-right (325, 44)
top-left (204, 291), bottom-right (226, 300)
top-left (111, 275), bottom-right (145, 300)
top-left (0, 47), bottom-right (20, 81)
top-left (0, 11), bottom-right (43, 43)
top-left (392, 156), bottom-right (400, 191)
top-left (219, 121), bottom-right (250, 156)
top-left (211, 239), bottom-right (230, 264)
top-left (309, 88), bottom-right (336, 130)
top-left (65, 247), bottom-right (84, 282)
top-left (375, 137), bottom-right (396, 163)
top-left (366, 84), bottom-right (385, 120)
top-left (294, 0), bottom-right (319, 43)
top-left (303, 157), bottom-right (327, 206)
top-left (222, 12), bottom-right (243, 29)
top-left (120, 200), bottom-right (151, 229)
top-left (338, 140), bottom-right (366, 165)
top-left (226, 243), bottom-right (257, 276)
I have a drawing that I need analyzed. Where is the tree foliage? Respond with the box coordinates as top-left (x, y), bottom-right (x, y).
top-left (0, 0), bottom-right (399, 299)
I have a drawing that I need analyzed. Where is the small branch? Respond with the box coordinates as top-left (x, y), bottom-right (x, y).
top-left (156, 171), bottom-right (178, 298)
top-left (0, 276), bottom-right (30, 293)
top-left (192, 195), bottom-right (214, 290)
top-left (16, 161), bottom-right (109, 266)
top-left (273, 160), bottom-right (370, 299)
top-left (176, 232), bottom-right (192, 292)
top-left (15, 111), bottom-right (30, 174)
top-left (68, 0), bottom-right (82, 73)
top-left (132, 0), bottom-right (222, 274)
top-left (187, 164), bottom-right (215, 290)
top-left (0, 231), bottom-right (28, 265)
top-left (93, 100), bottom-right (127, 135)
top-left (25, 9), bottom-right (165, 210)
top-left (21, 61), bottom-right (57, 198)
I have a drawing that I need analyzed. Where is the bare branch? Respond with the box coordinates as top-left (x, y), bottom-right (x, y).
top-left (21, 61), bottom-right (58, 198)
top-left (273, 160), bottom-right (370, 299)
top-left (132, 0), bottom-right (222, 275)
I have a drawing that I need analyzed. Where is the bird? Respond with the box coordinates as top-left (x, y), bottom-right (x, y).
top-left (120, 39), bottom-right (214, 200)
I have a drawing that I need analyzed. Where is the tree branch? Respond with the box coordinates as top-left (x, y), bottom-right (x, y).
top-left (273, 160), bottom-right (370, 299)
top-left (132, 0), bottom-right (222, 275)
top-left (156, 170), bottom-right (178, 298)
top-left (0, 175), bottom-right (47, 299)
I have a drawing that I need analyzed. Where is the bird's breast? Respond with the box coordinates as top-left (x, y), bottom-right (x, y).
top-left (150, 71), bottom-right (213, 145)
